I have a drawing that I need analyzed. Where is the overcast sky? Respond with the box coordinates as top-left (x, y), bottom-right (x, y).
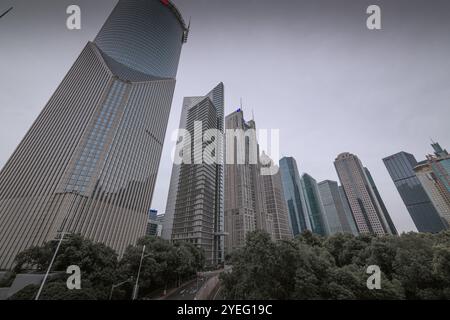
top-left (1, 0), bottom-right (450, 233)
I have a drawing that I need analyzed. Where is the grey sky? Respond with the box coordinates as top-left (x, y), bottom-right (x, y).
top-left (1, 0), bottom-right (449, 233)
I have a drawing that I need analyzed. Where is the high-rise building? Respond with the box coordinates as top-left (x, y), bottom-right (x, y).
top-left (413, 142), bottom-right (450, 227)
top-left (156, 213), bottom-right (165, 237)
top-left (148, 209), bottom-right (158, 221)
top-left (364, 167), bottom-right (398, 235)
top-left (260, 153), bottom-right (292, 241)
top-left (223, 110), bottom-right (273, 253)
top-left (334, 153), bottom-right (392, 235)
top-left (279, 157), bottom-right (311, 236)
top-left (318, 180), bottom-right (354, 235)
top-left (0, 0), bottom-right (189, 269)
top-left (338, 186), bottom-right (359, 235)
top-left (300, 173), bottom-right (329, 236)
top-left (163, 83), bottom-right (225, 265)
top-left (383, 152), bottom-right (447, 233)
top-left (146, 209), bottom-right (159, 236)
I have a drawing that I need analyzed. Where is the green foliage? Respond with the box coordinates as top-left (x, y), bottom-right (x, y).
top-left (116, 237), bottom-right (205, 299)
top-left (220, 230), bottom-right (450, 300)
top-left (10, 235), bottom-right (205, 300)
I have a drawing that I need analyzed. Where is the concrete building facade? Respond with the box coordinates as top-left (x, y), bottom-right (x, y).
top-left (335, 153), bottom-right (393, 235)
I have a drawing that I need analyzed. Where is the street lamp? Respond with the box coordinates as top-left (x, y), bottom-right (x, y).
top-left (109, 278), bottom-right (133, 300)
top-left (132, 245), bottom-right (153, 300)
top-left (35, 232), bottom-right (69, 300)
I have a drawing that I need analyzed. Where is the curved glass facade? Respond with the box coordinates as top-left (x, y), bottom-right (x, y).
top-left (94, 0), bottom-right (187, 78)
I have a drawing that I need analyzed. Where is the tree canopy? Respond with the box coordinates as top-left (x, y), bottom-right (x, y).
top-left (9, 234), bottom-right (205, 300)
top-left (220, 230), bottom-right (450, 300)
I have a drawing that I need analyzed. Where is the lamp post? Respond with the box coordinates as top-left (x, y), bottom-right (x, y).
top-left (109, 278), bottom-right (133, 300)
top-left (35, 232), bottom-right (68, 300)
top-left (132, 245), bottom-right (154, 300)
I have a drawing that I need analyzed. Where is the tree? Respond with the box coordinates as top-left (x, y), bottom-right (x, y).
top-left (12, 234), bottom-right (118, 300)
top-left (117, 236), bottom-right (206, 299)
top-left (221, 229), bottom-right (450, 300)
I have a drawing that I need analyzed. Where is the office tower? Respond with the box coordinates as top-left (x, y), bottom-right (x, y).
top-left (300, 173), bottom-right (329, 236)
top-left (0, 0), bottom-right (188, 269)
top-left (279, 157), bottom-right (311, 236)
top-left (426, 142), bottom-right (450, 208)
top-left (334, 153), bottom-right (392, 235)
top-left (364, 168), bottom-right (398, 235)
top-left (260, 153), bottom-right (292, 240)
top-left (413, 142), bottom-right (450, 227)
top-left (318, 180), bottom-right (354, 235)
top-left (339, 186), bottom-right (359, 235)
top-left (156, 213), bottom-right (165, 237)
top-left (223, 109), bottom-right (273, 254)
top-left (148, 209), bottom-right (158, 221)
top-left (146, 209), bottom-right (159, 236)
top-left (383, 152), bottom-right (447, 233)
top-left (163, 83), bottom-right (225, 265)
top-left (414, 163), bottom-right (450, 227)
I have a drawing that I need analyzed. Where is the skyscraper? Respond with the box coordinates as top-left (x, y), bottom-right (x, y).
top-left (413, 142), bottom-right (450, 227)
top-left (279, 157), bottom-right (311, 236)
top-left (338, 186), bottom-right (359, 235)
top-left (0, 0), bottom-right (189, 269)
top-left (334, 153), bottom-right (392, 235)
top-left (146, 209), bottom-right (159, 237)
top-left (383, 151), bottom-right (447, 233)
top-left (364, 167), bottom-right (398, 235)
top-left (163, 83), bottom-right (225, 265)
top-left (223, 109), bottom-right (273, 253)
top-left (301, 173), bottom-right (329, 236)
top-left (318, 180), bottom-right (354, 235)
top-left (260, 153), bottom-right (292, 241)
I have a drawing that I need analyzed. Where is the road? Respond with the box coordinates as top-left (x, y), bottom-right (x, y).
top-left (164, 270), bottom-right (223, 300)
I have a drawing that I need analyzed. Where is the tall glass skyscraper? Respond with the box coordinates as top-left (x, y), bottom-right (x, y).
top-left (0, 0), bottom-right (188, 269)
top-left (301, 173), bottom-right (329, 236)
top-left (318, 180), bottom-right (354, 235)
top-left (279, 157), bottom-right (311, 236)
top-left (335, 153), bottom-right (393, 235)
top-left (383, 151), bottom-right (447, 233)
top-left (163, 83), bottom-right (225, 265)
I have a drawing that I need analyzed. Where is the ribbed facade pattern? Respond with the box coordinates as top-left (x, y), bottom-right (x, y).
top-left (0, 0), bottom-right (186, 269)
